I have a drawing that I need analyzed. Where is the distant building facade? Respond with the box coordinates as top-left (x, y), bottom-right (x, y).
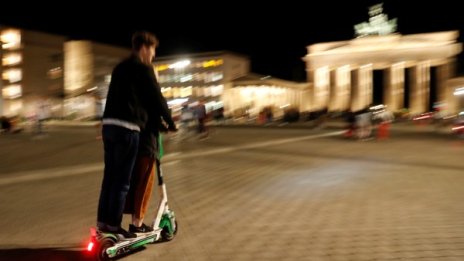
top-left (225, 74), bottom-right (310, 119)
top-left (154, 51), bottom-right (250, 112)
top-left (155, 51), bottom-right (311, 119)
top-left (63, 41), bottom-right (128, 119)
top-left (0, 26), bottom-right (128, 119)
top-left (0, 28), bottom-right (310, 121)
top-left (1, 27), bottom-right (65, 118)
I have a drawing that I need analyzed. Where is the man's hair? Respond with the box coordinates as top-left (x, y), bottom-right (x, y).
top-left (132, 31), bottom-right (159, 51)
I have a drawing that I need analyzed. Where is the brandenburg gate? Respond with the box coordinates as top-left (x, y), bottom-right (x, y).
top-left (303, 4), bottom-right (462, 115)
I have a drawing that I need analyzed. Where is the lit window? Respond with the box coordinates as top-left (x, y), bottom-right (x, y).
top-left (2, 53), bottom-right (22, 66)
top-left (211, 85), bottom-right (224, 96)
top-left (169, 60), bottom-right (191, 69)
top-left (161, 87), bottom-right (172, 98)
top-left (155, 64), bottom-right (169, 72)
top-left (212, 72), bottom-right (223, 82)
top-left (8, 99), bottom-right (23, 114)
top-left (205, 72), bottom-right (223, 83)
top-left (2, 84), bottom-right (22, 99)
top-left (2, 69), bottom-right (22, 83)
top-left (172, 87), bottom-right (180, 98)
top-left (180, 86), bottom-right (192, 97)
top-left (1, 29), bottom-right (21, 50)
top-left (202, 59), bottom-right (223, 68)
top-left (180, 74), bottom-right (192, 83)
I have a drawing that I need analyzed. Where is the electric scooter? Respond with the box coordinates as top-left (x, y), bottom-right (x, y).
top-left (87, 134), bottom-right (178, 261)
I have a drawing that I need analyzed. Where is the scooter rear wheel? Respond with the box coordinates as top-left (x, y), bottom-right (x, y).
top-left (96, 237), bottom-right (116, 261)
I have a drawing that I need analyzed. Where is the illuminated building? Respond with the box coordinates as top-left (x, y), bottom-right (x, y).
top-left (1, 27), bottom-right (65, 117)
top-left (2, 28), bottom-right (310, 121)
top-left (154, 51), bottom-right (249, 111)
top-left (304, 31), bottom-right (462, 115)
top-left (303, 5), bottom-right (463, 115)
top-left (224, 73), bottom-right (310, 119)
top-left (63, 41), bottom-right (127, 119)
top-left (0, 26), bottom-right (128, 119)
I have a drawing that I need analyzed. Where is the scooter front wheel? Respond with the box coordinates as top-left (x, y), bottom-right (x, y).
top-left (161, 220), bottom-right (178, 241)
top-left (96, 237), bottom-right (116, 261)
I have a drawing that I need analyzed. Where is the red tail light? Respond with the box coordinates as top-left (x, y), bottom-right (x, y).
top-left (87, 241), bottom-right (95, 252)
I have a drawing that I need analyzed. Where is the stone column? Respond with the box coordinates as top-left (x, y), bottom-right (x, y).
top-left (351, 64), bottom-right (372, 112)
top-left (436, 63), bottom-right (450, 102)
top-left (329, 65), bottom-right (351, 112)
top-left (436, 61), bottom-right (456, 115)
top-left (338, 65), bottom-right (352, 111)
top-left (350, 69), bottom-right (359, 112)
top-left (329, 70), bottom-right (337, 111)
top-left (307, 69), bottom-right (314, 111)
top-left (384, 62), bottom-right (405, 111)
top-left (409, 61), bottom-right (430, 114)
top-left (313, 66), bottom-right (330, 110)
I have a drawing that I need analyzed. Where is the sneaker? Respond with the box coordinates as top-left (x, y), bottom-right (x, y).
top-left (99, 226), bottom-right (137, 240)
top-left (129, 223), bottom-right (154, 233)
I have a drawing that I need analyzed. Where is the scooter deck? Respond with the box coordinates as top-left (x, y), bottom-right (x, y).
top-left (104, 229), bottom-right (162, 258)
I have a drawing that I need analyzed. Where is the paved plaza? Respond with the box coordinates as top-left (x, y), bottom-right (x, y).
top-left (0, 123), bottom-right (463, 260)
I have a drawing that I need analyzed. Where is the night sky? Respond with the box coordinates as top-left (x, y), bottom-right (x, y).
top-left (1, 0), bottom-right (463, 81)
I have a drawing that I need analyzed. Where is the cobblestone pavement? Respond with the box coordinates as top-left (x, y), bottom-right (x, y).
top-left (0, 125), bottom-right (463, 260)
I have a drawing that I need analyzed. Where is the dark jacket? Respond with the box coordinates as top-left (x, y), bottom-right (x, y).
top-left (103, 55), bottom-right (175, 130)
top-left (137, 125), bottom-right (159, 158)
top-left (137, 117), bottom-right (169, 158)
